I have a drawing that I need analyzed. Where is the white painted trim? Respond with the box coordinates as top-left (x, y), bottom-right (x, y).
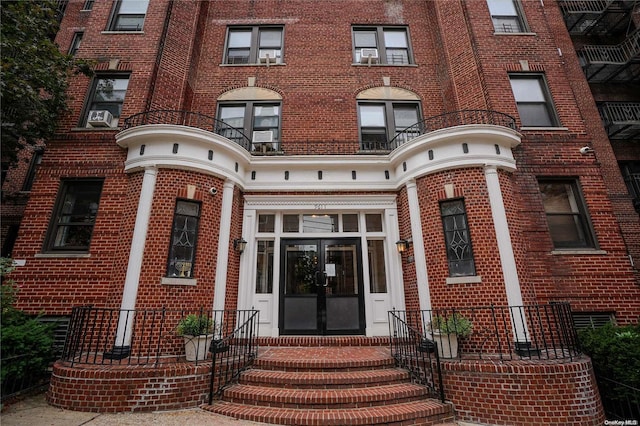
top-left (406, 180), bottom-right (432, 312)
top-left (212, 181), bottom-right (235, 311)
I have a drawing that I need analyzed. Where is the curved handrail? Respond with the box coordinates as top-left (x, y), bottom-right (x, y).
top-left (388, 109), bottom-right (517, 149)
top-left (122, 110), bottom-right (252, 151)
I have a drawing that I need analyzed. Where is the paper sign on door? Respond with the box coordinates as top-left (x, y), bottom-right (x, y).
top-left (325, 264), bottom-right (336, 277)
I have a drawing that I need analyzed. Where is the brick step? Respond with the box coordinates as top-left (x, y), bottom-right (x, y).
top-left (254, 346), bottom-right (394, 371)
top-left (239, 367), bottom-right (410, 388)
top-left (223, 382), bottom-right (428, 408)
top-left (207, 399), bottom-right (453, 426)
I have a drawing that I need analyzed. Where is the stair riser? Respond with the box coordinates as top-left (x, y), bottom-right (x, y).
top-left (224, 394), bottom-right (429, 409)
top-left (239, 379), bottom-right (409, 388)
top-left (239, 371), bottom-right (410, 388)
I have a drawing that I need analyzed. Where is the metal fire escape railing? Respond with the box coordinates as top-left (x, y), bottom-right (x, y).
top-left (599, 102), bottom-right (640, 139)
top-left (579, 29), bottom-right (640, 82)
top-left (559, 0), bottom-right (636, 35)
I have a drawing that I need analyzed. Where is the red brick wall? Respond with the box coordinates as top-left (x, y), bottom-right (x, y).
top-left (440, 357), bottom-right (604, 426)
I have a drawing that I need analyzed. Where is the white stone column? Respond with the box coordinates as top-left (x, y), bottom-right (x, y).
top-left (484, 165), bottom-right (528, 343)
top-left (212, 180), bottom-right (236, 312)
top-left (112, 166), bottom-right (157, 356)
top-left (406, 180), bottom-right (432, 312)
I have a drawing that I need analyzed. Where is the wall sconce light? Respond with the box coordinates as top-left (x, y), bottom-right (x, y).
top-left (396, 239), bottom-right (411, 253)
top-left (233, 238), bottom-right (247, 254)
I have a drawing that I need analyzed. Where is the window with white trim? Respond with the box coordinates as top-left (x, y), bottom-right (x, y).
top-left (217, 102), bottom-right (281, 152)
top-left (358, 101), bottom-right (421, 150)
top-left (509, 74), bottom-right (560, 127)
top-left (538, 179), bottom-right (597, 249)
top-left (487, 0), bottom-right (527, 33)
top-left (108, 0), bottom-right (149, 31)
top-left (440, 199), bottom-right (476, 277)
top-left (352, 26), bottom-right (412, 65)
top-left (166, 200), bottom-right (201, 278)
top-left (224, 26), bottom-right (284, 64)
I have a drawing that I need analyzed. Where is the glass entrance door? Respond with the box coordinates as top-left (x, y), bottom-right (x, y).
top-left (280, 238), bottom-right (364, 335)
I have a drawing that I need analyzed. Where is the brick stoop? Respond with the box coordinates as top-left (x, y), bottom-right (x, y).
top-left (203, 345), bottom-right (453, 425)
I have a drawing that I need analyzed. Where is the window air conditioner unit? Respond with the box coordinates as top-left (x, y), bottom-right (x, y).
top-left (360, 48), bottom-right (379, 64)
top-left (259, 50), bottom-right (278, 63)
top-left (252, 130), bottom-right (274, 143)
top-left (87, 110), bottom-right (113, 127)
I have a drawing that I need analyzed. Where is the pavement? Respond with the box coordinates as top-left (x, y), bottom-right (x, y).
top-left (0, 389), bottom-right (268, 426)
top-left (1, 389), bottom-right (468, 426)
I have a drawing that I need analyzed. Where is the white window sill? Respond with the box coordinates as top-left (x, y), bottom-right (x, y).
top-left (494, 32), bottom-right (536, 36)
top-left (35, 253), bottom-right (91, 258)
top-left (352, 63), bottom-right (418, 67)
top-left (72, 127), bottom-right (120, 131)
top-left (446, 275), bottom-right (482, 285)
top-left (520, 127), bottom-right (568, 131)
top-left (161, 277), bottom-right (197, 286)
top-left (220, 63), bottom-right (286, 67)
top-left (551, 249), bottom-right (607, 256)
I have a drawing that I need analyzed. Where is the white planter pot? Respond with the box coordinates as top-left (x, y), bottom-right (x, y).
top-left (432, 332), bottom-right (458, 359)
top-left (183, 334), bottom-right (213, 361)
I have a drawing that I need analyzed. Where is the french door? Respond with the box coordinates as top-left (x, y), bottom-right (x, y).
top-left (279, 238), bottom-right (365, 335)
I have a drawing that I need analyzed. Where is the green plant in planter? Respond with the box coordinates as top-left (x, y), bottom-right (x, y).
top-left (176, 314), bottom-right (214, 336)
top-left (430, 313), bottom-right (472, 338)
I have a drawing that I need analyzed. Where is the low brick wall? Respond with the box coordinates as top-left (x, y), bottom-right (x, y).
top-left (48, 360), bottom-right (212, 412)
top-left (440, 356), bottom-right (604, 425)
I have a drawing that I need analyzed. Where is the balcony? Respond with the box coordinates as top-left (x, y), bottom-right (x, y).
top-left (122, 109), bottom-right (517, 155)
top-left (559, 0), bottom-right (635, 36)
top-left (598, 102), bottom-right (640, 139)
top-left (578, 29), bottom-right (640, 82)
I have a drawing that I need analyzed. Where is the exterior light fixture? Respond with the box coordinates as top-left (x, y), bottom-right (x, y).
top-left (396, 239), bottom-right (411, 253)
top-left (234, 238), bottom-right (247, 254)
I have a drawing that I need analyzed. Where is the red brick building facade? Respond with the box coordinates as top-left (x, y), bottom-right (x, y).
top-left (2, 0), bottom-right (639, 423)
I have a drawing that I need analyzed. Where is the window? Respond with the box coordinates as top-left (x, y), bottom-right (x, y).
top-left (22, 148), bottom-right (44, 191)
top-left (69, 32), bottom-right (83, 56)
top-left (358, 101), bottom-right (420, 150)
top-left (538, 179), bottom-right (596, 249)
top-left (440, 199), bottom-right (476, 277)
top-left (619, 162), bottom-right (640, 212)
top-left (487, 0), bottom-right (526, 33)
top-left (352, 27), bottom-right (412, 65)
top-left (509, 74), bottom-right (559, 127)
top-left (255, 241), bottom-right (274, 293)
top-left (108, 0), bottom-right (149, 31)
top-left (217, 102), bottom-right (281, 152)
top-left (82, 0), bottom-right (94, 11)
top-left (166, 200), bottom-right (201, 278)
top-left (44, 179), bottom-right (104, 252)
top-left (224, 26), bottom-right (283, 64)
top-left (83, 75), bottom-right (130, 127)
top-left (368, 240), bottom-right (387, 293)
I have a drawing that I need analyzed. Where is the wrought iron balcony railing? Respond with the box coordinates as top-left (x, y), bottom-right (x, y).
top-left (599, 102), bottom-right (640, 139)
top-left (122, 109), bottom-right (516, 155)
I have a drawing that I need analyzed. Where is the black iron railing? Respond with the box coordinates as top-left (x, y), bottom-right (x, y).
top-left (122, 110), bottom-right (253, 151)
top-left (208, 309), bottom-right (259, 403)
top-left (61, 306), bottom-right (258, 367)
top-left (388, 109), bottom-right (517, 150)
top-left (390, 303), bottom-right (580, 362)
top-left (597, 375), bottom-right (640, 421)
top-left (122, 109), bottom-right (516, 155)
top-left (388, 310), bottom-right (445, 402)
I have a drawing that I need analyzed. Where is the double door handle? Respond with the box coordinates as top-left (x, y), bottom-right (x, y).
top-left (315, 271), bottom-right (328, 287)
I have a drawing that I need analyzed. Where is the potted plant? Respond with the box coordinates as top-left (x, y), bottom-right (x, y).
top-left (177, 313), bottom-right (214, 361)
top-left (429, 312), bottom-right (472, 358)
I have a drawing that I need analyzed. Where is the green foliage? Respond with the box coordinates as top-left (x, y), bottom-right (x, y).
top-left (176, 314), bottom-right (214, 336)
top-left (431, 313), bottom-right (472, 338)
top-left (1, 0), bottom-right (93, 165)
top-left (0, 258), bottom-right (55, 387)
top-left (579, 323), bottom-right (640, 388)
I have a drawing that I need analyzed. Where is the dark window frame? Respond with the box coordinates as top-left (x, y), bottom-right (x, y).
top-left (619, 161), bottom-right (640, 212)
top-left (81, 73), bottom-right (130, 127)
top-left (43, 178), bottom-right (104, 253)
top-left (509, 73), bottom-right (560, 127)
top-left (69, 32), bottom-right (83, 56)
top-left (439, 198), bottom-right (477, 277)
top-left (107, 0), bottom-right (149, 32)
top-left (166, 199), bottom-right (202, 279)
top-left (487, 0), bottom-right (528, 33)
top-left (352, 26), bottom-right (414, 65)
top-left (357, 100), bottom-right (422, 149)
top-left (224, 26), bottom-right (284, 65)
top-left (82, 0), bottom-right (94, 11)
top-left (22, 147), bottom-right (44, 192)
top-left (217, 101), bottom-right (282, 149)
top-left (538, 178), bottom-right (598, 249)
